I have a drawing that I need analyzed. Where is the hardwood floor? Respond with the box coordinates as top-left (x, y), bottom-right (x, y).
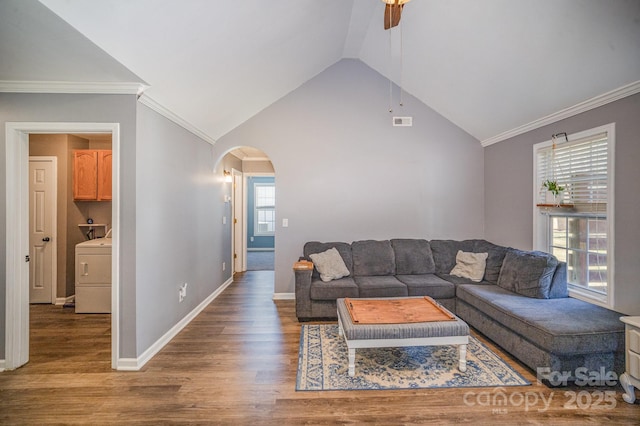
top-left (1, 271), bottom-right (638, 425)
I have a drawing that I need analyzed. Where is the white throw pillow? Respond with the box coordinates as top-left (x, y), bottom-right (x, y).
top-left (309, 247), bottom-right (350, 282)
top-left (450, 250), bottom-right (488, 282)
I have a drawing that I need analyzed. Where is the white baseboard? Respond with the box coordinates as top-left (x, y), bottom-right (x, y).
top-left (115, 277), bottom-right (234, 371)
top-left (55, 295), bottom-right (75, 306)
top-left (0, 359), bottom-right (5, 372)
top-left (273, 292), bottom-right (295, 300)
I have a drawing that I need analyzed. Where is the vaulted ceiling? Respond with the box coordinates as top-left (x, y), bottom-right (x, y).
top-left (5, 0), bottom-right (640, 145)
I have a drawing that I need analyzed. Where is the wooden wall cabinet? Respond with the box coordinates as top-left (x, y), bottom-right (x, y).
top-left (73, 150), bottom-right (112, 201)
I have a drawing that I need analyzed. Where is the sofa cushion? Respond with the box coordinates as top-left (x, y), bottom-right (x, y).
top-left (304, 241), bottom-right (353, 280)
top-left (437, 273), bottom-right (494, 286)
top-left (497, 249), bottom-right (558, 299)
top-left (354, 276), bottom-right (407, 298)
top-left (391, 239), bottom-right (436, 274)
top-left (308, 247), bottom-right (350, 282)
top-left (309, 277), bottom-right (359, 301)
top-left (549, 261), bottom-right (569, 298)
top-left (456, 284), bottom-right (624, 355)
top-left (352, 240), bottom-right (396, 276)
top-left (395, 274), bottom-right (455, 298)
top-left (473, 240), bottom-right (509, 284)
top-left (450, 250), bottom-right (488, 282)
top-left (430, 239), bottom-right (475, 274)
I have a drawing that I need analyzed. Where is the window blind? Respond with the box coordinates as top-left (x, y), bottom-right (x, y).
top-left (536, 132), bottom-right (608, 210)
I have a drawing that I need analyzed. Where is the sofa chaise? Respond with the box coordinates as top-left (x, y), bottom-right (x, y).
top-left (294, 239), bottom-right (625, 382)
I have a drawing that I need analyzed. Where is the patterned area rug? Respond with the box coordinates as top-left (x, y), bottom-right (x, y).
top-left (296, 324), bottom-right (530, 391)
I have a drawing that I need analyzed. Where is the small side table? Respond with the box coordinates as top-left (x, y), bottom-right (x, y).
top-left (620, 316), bottom-right (640, 404)
top-left (293, 260), bottom-right (313, 271)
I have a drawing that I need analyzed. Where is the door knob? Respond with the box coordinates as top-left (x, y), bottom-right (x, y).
top-left (42, 237), bottom-right (50, 242)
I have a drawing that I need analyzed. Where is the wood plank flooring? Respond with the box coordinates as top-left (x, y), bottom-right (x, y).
top-left (1, 271), bottom-right (638, 424)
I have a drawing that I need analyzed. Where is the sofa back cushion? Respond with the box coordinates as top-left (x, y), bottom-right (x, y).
top-left (391, 239), bottom-right (435, 275)
top-left (352, 240), bottom-right (396, 276)
top-left (549, 261), bottom-right (569, 298)
top-left (430, 239), bottom-right (475, 274)
top-left (497, 249), bottom-right (559, 299)
top-left (473, 240), bottom-right (509, 284)
top-left (304, 242), bottom-right (353, 279)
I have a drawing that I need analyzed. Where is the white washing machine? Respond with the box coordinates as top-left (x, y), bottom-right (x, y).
top-left (75, 229), bottom-right (112, 313)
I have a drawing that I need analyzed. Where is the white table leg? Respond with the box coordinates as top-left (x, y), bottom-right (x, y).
top-left (348, 348), bottom-right (356, 377)
top-left (458, 344), bottom-right (467, 372)
top-left (620, 373), bottom-right (637, 404)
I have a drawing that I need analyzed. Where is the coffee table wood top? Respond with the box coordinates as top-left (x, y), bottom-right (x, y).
top-left (344, 296), bottom-right (455, 324)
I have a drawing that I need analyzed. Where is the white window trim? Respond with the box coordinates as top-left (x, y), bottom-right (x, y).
top-left (253, 182), bottom-right (275, 237)
top-left (532, 123), bottom-right (615, 309)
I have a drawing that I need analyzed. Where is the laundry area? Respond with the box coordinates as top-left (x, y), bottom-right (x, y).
top-left (74, 228), bottom-right (112, 313)
top-left (29, 134), bottom-right (112, 313)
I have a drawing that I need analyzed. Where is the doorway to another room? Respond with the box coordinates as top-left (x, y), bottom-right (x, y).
top-left (225, 147), bottom-right (275, 275)
top-left (246, 176), bottom-right (275, 271)
top-left (28, 133), bottom-right (113, 367)
top-left (5, 122), bottom-right (120, 371)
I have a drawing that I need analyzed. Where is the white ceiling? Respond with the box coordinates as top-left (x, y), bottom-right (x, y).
top-left (29, 0), bottom-right (640, 144)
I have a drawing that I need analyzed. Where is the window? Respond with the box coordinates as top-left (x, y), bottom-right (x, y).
top-left (533, 123), bottom-right (614, 307)
top-left (254, 183), bottom-right (275, 236)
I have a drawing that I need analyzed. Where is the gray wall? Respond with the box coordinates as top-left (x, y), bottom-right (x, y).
top-left (214, 59), bottom-right (485, 294)
top-left (484, 93), bottom-right (640, 315)
top-left (134, 103), bottom-right (231, 354)
top-left (0, 93), bottom-right (138, 359)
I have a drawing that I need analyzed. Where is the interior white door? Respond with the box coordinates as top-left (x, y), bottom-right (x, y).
top-left (29, 157), bottom-right (56, 303)
top-left (232, 169), bottom-right (245, 273)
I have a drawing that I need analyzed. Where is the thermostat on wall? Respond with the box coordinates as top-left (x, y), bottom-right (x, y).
top-left (393, 116), bottom-right (413, 127)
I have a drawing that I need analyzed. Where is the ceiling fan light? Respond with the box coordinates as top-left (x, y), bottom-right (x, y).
top-left (381, 0), bottom-right (411, 4)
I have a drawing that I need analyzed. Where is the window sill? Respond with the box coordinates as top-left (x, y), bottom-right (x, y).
top-left (568, 287), bottom-right (610, 310)
top-left (536, 204), bottom-right (574, 208)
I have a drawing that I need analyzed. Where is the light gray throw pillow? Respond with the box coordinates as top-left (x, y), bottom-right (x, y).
top-left (309, 247), bottom-right (350, 282)
top-left (450, 250), bottom-right (488, 282)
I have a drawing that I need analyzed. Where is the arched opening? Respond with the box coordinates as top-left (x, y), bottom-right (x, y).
top-left (219, 146), bottom-right (276, 279)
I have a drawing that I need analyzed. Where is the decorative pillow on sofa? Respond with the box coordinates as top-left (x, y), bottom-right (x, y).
top-left (497, 249), bottom-right (559, 299)
top-left (309, 247), bottom-right (350, 282)
top-left (449, 250), bottom-right (488, 282)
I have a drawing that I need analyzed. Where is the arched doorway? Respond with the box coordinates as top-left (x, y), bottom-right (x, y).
top-left (222, 146), bottom-right (275, 275)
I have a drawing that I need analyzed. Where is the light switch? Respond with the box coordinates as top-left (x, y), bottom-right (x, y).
top-left (282, 218), bottom-right (289, 227)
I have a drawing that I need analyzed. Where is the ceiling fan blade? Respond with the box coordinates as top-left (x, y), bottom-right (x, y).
top-left (384, 3), bottom-right (403, 30)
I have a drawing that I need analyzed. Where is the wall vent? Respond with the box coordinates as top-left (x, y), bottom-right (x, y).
top-left (392, 116), bottom-right (412, 127)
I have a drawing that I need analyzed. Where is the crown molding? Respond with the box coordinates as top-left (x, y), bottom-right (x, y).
top-left (241, 157), bottom-right (271, 162)
top-left (481, 80), bottom-right (640, 147)
top-left (138, 94), bottom-right (216, 146)
top-left (0, 80), bottom-right (147, 95)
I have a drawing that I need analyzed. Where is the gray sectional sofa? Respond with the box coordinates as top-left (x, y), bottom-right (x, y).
top-left (294, 239), bottom-right (625, 381)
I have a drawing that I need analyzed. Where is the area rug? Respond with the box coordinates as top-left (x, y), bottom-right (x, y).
top-left (296, 324), bottom-right (530, 391)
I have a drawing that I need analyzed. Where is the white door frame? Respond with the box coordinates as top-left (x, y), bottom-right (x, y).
top-left (5, 122), bottom-right (121, 370)
top-left (28, 156), bottom-right (58, 304)
top-left (231, 168), bottom-right (245, 274)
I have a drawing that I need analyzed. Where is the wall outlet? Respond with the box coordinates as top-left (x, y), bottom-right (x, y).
top-left (222, 262), bottom-right (226, 271)
top-left (179, 283), bottom-right (188, 303)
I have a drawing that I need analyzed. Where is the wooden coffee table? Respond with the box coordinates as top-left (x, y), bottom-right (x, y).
top-left (337, 297), bottom-right (469, 377)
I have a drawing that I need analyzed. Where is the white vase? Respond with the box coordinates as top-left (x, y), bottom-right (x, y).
top-left (545, 191), bottom-right (555, 204)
